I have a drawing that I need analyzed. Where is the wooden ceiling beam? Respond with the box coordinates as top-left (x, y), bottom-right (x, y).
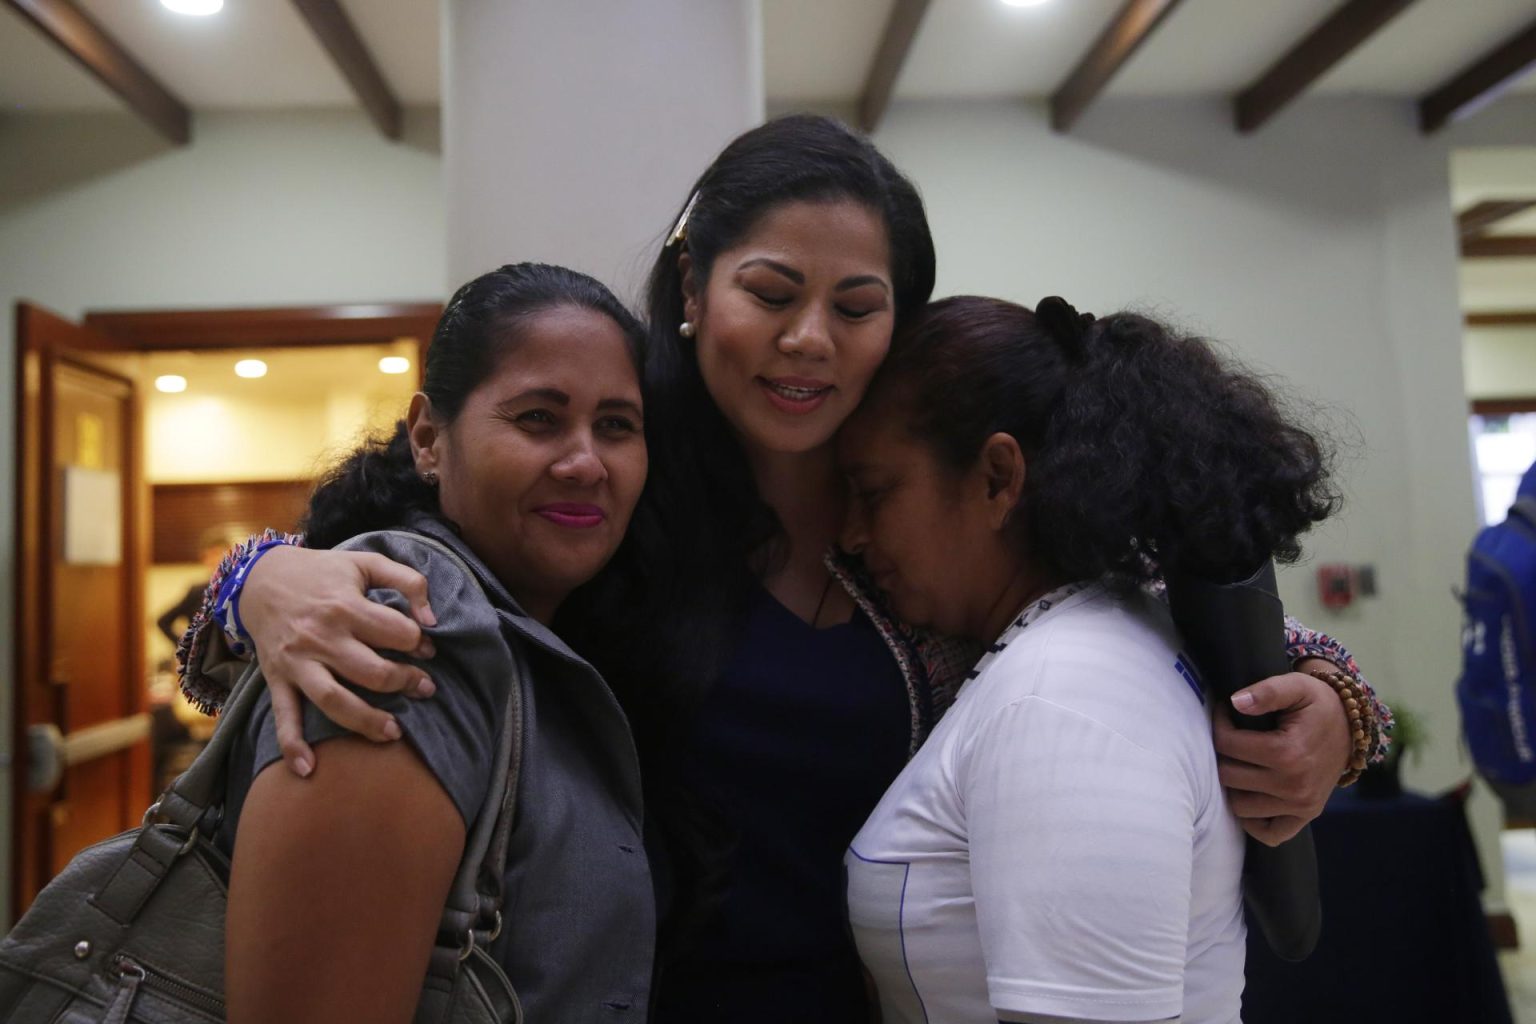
top-left (857, 0), bottom-right (932, 134)
top-left (290, 0), bottom-right (402, 140)
top-left (1233, 0), bottom-right (1418, 134)
top-left (1459, 200), bottom-right (1536, 240)
top-left (1467, 311), bottom-right (1536, 327)
top-left (1049, 0), bottom-right (1185, 133)
top-left (1462, 235), bottom-right (1536, 258)
top-left (1419, 15), bottom-right (1536, 134)
top-left (5, 0), bottom-right (190, 144)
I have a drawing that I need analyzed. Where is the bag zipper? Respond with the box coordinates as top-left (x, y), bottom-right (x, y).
top-left (111, 954), bottom-right (225, 1018)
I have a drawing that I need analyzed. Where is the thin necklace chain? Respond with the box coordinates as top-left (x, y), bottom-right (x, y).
top-left (809, 571), bottom-right (837, 629)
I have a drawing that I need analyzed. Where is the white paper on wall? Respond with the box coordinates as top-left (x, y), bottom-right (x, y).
top-left (62, 466), bottom-right (121, 566)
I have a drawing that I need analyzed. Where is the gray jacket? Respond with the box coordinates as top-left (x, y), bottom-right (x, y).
top-left (217, 516), bottom-right (655, 1021)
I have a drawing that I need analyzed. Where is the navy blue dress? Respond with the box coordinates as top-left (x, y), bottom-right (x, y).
top-left (655, 585), bottom-right (911, 1022)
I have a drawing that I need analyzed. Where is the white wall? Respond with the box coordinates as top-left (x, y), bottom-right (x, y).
top-left (146, 390), bottom-right (409, 483)
top-left (444, 0), bottom-right (764, 302)
top-left (0, 107), bottom-right (446, 922)
top-left (868, 94), bottom-right (1536, 906)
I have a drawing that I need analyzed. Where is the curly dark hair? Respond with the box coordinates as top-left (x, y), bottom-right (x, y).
top-left (301, 262), bottom-right (645, 550)
top-left (872, 295), bottom-right (1339, 584)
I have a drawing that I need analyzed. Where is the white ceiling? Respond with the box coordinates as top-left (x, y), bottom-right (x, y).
top-left (0, 0), bottom-right (438, 112)
top-left (3, 0), bottom-right (1532, 115)
top-left (764, 0), bottom-right (1536, 102)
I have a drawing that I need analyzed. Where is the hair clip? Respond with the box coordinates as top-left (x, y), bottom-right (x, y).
top-left (667, 191), bottom-right (701, 248)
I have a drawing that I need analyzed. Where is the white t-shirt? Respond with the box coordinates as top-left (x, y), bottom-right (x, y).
top-left (845, 582), bottom-right (1246, 1024)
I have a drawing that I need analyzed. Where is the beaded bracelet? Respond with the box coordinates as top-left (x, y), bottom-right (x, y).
top-left (211, 536), bottom-right (301, 657)
top-left (1308, 668), bottom-right (1375, 787)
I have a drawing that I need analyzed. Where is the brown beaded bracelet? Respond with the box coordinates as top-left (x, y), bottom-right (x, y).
top-left (1308, 668), bottom-right (1374, 787)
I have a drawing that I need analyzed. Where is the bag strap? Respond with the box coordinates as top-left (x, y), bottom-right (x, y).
top-left (383, 535), bottom-right (525, 956)
top-left (91, 651), bottom-right (274, 923)
top-left (153, 655), bottom-right (273, 829)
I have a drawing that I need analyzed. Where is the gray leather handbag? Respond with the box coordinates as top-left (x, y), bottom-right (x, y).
top-left (0, 533), bottom-right (526, 1023)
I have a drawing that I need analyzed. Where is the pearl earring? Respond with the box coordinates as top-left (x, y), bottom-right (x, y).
top-left (679, 321), bottom-right (696, 339)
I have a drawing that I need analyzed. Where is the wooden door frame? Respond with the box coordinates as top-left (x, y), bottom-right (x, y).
top-left (11, 300), bottom-right (440, 920)
top-left (13, 305), bottom-right (149, 918)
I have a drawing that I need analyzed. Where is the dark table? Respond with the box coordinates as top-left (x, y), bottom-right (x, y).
top-left (1243, 786), bottom-right (1513, 1023)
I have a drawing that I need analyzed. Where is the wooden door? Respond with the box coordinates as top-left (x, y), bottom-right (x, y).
top-left (13, 303), bottom-right (148, 917)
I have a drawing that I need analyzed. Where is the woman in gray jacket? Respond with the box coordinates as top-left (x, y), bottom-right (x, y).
top-left (218, 263), bottom-right (655, 1023)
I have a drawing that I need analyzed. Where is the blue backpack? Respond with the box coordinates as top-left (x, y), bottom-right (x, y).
top-left (1458, 488), bottom-right (1536, 810)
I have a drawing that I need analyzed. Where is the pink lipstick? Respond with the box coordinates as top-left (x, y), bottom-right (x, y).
top-left (535, 503), bottom-right (606, 528)
top-left (758, 376), bottom-right (832, 415)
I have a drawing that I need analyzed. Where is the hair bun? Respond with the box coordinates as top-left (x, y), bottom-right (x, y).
top-left (1035, 296), bottom-right (1096, 361)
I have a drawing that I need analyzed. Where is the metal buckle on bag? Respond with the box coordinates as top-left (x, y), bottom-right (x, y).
top-left (140, 801), bottom-right (199, 855)
top-left (457, 912), bottom-right (502, 961)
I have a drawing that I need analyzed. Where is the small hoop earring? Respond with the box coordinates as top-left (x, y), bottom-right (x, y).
top-left (679, 321), bottom-right (696, 339)
top-left (422, 470), bottom-right (439, 486)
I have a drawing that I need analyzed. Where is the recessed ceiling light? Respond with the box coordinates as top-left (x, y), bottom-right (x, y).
top-left (234, 359), bottom-right (268, 379)
top-left (1000, 0), bottom-right (1052, 6)
top-left (161, 0), bottom-right (223, 14)
top-left (379, 356), bottom-right (411, 375)
top-left (155, 375), bottom-right (188, 394)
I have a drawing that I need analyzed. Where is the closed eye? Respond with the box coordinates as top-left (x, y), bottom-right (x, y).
top-left (853, 484), bottom-right (890, 507)
top-left (748, 289), bottom-right (793, 309)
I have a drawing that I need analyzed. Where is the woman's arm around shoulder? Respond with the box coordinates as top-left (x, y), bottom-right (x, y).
top-left (1215, 618), bottom-right (1390, 845)
top-left (261, 529), bottom-right (516, 827)
top-left (178, 530), bottom-right (448, 776)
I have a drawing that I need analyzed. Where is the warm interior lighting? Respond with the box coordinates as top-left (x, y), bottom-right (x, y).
top-left (234, 359), bottom-right (268, 379)
top-left (161, 0), bottom-right (224, 14)
top-left (379, 356), bottom-right (412, 375)
top-left (155, 375), bottom-right (188, 394)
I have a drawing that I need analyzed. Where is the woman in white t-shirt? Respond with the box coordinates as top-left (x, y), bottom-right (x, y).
top-left (839, 295), bottom-right (1341, 1024)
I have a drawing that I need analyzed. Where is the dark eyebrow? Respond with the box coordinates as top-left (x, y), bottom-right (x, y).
top-left (835, 275), bottom-right (889, 294)
top-left (737, 258), bottom-right (889, 296)
top-left (501, 387), bottom-right (569, 407)
top-left (499, 389), bottom-right (643, 418)
top-left (737, 257), bottom-right (804, 284)
top-left (597, 397), bottom-right (644, 418)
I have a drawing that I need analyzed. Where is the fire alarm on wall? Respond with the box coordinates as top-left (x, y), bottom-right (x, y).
top-left (1316, 564), bottom-right (1377, 610)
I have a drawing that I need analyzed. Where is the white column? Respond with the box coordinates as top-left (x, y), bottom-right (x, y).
top-left (443, 0), bottom-right (764, 301)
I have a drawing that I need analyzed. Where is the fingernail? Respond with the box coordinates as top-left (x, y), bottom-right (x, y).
top-left (418, 637), bottom-right (437, 659)
top-left (418, 604), bottom-right (438, 628)
top-left (294, 756), bottom-right (313, 778)
top-left (383, 718), bottom-right (402, 740)
top-left (413, 676), bottom-right (437, 699)
top-left (1231, 691), bottom-right (1256, 712)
